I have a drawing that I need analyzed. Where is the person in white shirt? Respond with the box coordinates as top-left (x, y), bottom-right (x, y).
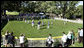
top-left (61, 32), bottom-right (67, 47)
top-left (25, 19), bottom-right (27, 23)
top-left (79, 28), bottom-right (83, 43)
top-left (46, 34), bottom-right (54, 47)
top-left (19, 34), bottom-right (25, 47)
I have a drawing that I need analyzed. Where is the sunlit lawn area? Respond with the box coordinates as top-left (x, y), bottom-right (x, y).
top-left (1, 19), bottom-right (83, 38)
top-left (6, 11), bottom-right (19, 15)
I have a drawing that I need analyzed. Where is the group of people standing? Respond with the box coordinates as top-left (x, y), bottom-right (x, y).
top-left (3, 31), bottom-right (54, 47)
top-left (3, 31), bottom-right (25, 47)
top-left (61, 28), bottom-right (83, 47)
top-left (2, 27), bottom-right (83, 47)
top-left (4, 31), bottom-right (15, 47)
top-left (61, 30), bottom-right (75, 47)
top-left (31, 19), bottom-right (53, 30)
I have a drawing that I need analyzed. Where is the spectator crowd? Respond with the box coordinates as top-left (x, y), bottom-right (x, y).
top-left (1, 27), bottom-right (83, 47)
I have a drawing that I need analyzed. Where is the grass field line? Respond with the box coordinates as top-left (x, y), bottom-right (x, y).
top-left (2, 32), bottom-right (78, 40)
top-left (54, 18), bottom-right (83, 24)
top-left (2, 34), bottom-right (62, 40)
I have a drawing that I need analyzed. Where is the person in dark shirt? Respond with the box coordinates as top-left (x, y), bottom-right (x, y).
top-left (38, 21), bottom-right (41, 25)
top-left (37, 21), bottom-right (41, 29)
top-left (7, 32), bottom-right (15, 47)
top-left (5, 31), bottom-right (9, 47)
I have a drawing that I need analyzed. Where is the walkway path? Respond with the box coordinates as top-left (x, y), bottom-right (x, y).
top-left (54, 18), bottom-right (83, 24)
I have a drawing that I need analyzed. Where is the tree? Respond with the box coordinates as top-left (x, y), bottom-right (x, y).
top-left (1, 1), bottom-right (21, 16)
top-left (2, 1), bottom-right (80, 19)
top-left (54, 1), bottom-right (79, 18)
top-left (75, 5), bottom-right (83, 19)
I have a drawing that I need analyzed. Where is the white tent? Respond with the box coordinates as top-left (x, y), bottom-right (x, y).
top-left (39, 12), bottom-right (44, 14)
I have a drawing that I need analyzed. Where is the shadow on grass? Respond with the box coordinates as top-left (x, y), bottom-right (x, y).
top-left (40, 26), bottom-right (47, 30)
top-left (54, 41), bottom-right (61, 47)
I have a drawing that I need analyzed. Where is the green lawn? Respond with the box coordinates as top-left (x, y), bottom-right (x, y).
top-left (6, 11), bottom-right (19, 15)
top-left (1, 19), bottom-right (83, 38)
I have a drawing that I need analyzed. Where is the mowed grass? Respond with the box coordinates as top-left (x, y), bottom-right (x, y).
top-left (1, 19), bottom-right (83, 38)
top-left (6, 11), bottom-right (19, 15)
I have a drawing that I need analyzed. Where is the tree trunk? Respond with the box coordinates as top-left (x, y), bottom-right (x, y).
top-left (62, 8), bottom-right (65, 18)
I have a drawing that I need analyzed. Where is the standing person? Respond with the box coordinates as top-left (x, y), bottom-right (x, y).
top-left (7, 16), bottom-right (9, 22)
top-left (23, 18), bottom-right (25, 21)
top-left (19, 34), bottom-right (25, 47)
top-left (5, 31), bottom-right (9, 47)
top-left (51, 19), bottom-right (53, 25)
top-left (37, 21), bottom-right (41, 30)
top-left (64, 18), bottom-right (67, 25)
top-left (25, 19), bottom-right (27, 23)
top-left (7, 32), bottom-right (15, 47)
top-left (64, 21), bottom-right (66, 25)
top-left (71, 30), bottom-right (75, 46)
top-left (47, 21), bottom-right (50, 29)
top-left (32, 20), bottom-right (34, 27)
top-left (27, 20), bottom-right (30, 24)
top-left (46, 34), bottom-right (54, 47)
top-left (42, 20), bottom-right (44, 26)
top-left (79, 28), bottom-right (83, 43)
top-left (78, 28), bottom-right (81, 42)
top-left (51, 21), bottom-right (53, 25)
top-left (61, 32), bottom-right (67, 47)
top-left (67, 31), bottom-right (72, 46)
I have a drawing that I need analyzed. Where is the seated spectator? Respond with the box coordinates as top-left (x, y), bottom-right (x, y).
top-left (19, 34), bottom-right (25, 47)
top-left (61, 32), bottom-right (67, 47)
top-left (46, 34), bottom-right (54, 47)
